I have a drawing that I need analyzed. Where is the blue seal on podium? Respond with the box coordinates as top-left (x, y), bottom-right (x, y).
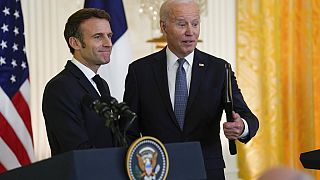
top-left (126, 136), bottom-right (169, 180)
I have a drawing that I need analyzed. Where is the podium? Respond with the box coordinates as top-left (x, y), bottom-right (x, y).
top-left (300, 149), bottom-right (320, 170)
top-left (0, 142), bottom-right (206, 180)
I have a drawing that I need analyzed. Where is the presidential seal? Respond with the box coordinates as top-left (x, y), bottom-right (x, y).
top-left (126, 136), bottom-right (169, 180)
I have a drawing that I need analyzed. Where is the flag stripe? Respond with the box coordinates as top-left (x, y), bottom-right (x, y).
top-left (12, 90), bottom-right (32, 137)
top-left (0, 137), bottom-right (21, 171)
top-left (0, 113), bottom-right (31, 165)
top-left (0, 87), bottom-right (34, 162)
top-left (19, 80), bottom-right (30, 106)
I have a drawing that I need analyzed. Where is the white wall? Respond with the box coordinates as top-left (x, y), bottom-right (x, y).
top-left (21, 0), bottom-right (238, 179)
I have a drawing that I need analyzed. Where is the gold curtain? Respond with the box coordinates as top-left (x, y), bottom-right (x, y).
top-left (236, 0), bottom-right (320, 179)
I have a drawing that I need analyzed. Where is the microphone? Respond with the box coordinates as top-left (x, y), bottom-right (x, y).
top-left (82, 94), bottom-right (136, 129)
top-left (82, 94), bottom-right (116, 125)
top-left (100, 96), bottom-right (137, 119)
top-left (82, 94), bottom-right (136, 147)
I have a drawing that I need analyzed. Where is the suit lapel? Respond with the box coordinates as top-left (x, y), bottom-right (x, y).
top-left (65, 61), bottom-right (100, 99)
top-left (186, 49), bottom-right (207, 114)
top-left (151, 49), bottom-right (179, 128)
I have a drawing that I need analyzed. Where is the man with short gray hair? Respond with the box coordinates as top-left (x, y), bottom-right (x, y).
top-left (124, 1), bottom-right (259, 179)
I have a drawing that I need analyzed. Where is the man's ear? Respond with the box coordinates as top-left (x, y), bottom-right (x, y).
top-left (69, 37), bottom-right (81, 50)
top-left (160, 20), bottom-right (167, 35)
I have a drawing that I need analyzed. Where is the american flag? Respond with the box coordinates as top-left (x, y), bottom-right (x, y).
top-left (0, 0), bottom-right (35, 173)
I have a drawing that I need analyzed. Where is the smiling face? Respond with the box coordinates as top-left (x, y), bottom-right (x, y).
top-left (70, 17), bottom-right (113, 73)
top-left (160, 1), bottom-right (200, 58)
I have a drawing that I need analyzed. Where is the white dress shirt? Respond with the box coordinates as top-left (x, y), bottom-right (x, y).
top-left (71, 58), bottom-right (100, 95)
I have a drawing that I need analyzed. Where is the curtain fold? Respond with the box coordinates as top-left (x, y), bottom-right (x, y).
top-left (236, 0), bottom-right (320, 179)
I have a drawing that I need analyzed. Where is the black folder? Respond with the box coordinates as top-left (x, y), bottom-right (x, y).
top-left (300, 149), bottom-right (320, 170)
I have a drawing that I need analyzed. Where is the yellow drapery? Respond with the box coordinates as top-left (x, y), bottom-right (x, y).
top-left (236, 0), bottom-right (320, 179)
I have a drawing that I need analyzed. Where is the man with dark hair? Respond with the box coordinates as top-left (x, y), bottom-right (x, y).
top-left (42, 8), bottom-right (114, 155)
top-left (123, 0), bottom-right (259, 179)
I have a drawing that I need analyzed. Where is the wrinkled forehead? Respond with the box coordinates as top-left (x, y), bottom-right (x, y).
top-left (168, 2), bottom-right (200, 21)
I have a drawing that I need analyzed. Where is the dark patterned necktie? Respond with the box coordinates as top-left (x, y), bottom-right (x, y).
top-left (92, 74), bottom-right (109, 97)
top-left (174, 58), bottom-right (188, 130)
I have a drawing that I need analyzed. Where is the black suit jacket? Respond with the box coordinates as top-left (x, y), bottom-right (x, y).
top-left (124, 48), bottom-right (259, 171)
top-left (42, 60), bottom-right (114, 155)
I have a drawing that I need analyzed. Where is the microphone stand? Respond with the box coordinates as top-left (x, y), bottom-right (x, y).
top-left (103, 109), bottom-right (128, 147)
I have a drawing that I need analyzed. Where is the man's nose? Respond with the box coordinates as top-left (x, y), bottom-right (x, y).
top-left (185, 24), bottom-right (193, 35)
top-left (103, 37), bottom-right (112, 46)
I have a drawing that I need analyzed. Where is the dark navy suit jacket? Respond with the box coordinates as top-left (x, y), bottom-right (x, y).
top-left (124, 48), bottom-right (259, 178)
top-left (42, 61), bottom-right (114, 155)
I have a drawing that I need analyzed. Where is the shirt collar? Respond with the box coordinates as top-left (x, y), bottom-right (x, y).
top-left (71, 57), bottom-right (97, 80)
top-left (166, 47), bottom-right (194, 68)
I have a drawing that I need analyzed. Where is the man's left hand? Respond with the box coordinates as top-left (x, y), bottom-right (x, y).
top-left (223, 111), bottom-right (244, 140)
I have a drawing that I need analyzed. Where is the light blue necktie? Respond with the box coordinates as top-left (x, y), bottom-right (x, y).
top-left (174, 58), bottom-right (188, 130)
